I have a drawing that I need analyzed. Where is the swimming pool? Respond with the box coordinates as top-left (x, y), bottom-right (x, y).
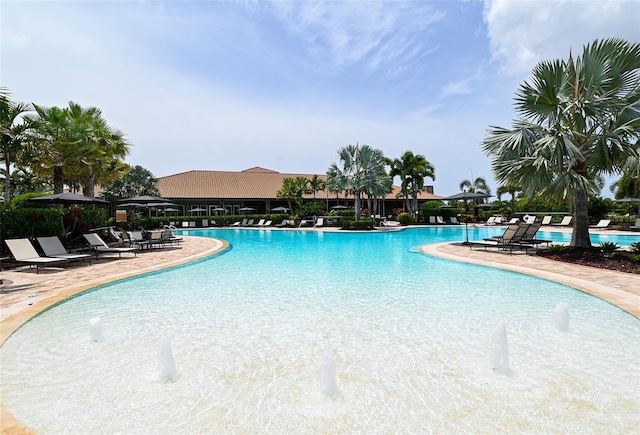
top-left (1, 227), bottom-right (639, 433)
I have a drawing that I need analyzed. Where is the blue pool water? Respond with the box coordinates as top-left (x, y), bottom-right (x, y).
top-left (1, 227), bottom-right (639, 433)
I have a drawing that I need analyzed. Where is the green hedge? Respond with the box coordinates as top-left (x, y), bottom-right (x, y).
top-left (341, 219), bottom-right (375, 230)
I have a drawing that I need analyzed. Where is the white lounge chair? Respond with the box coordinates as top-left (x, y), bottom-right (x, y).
top-left (232, 219), bottom-right (247, 227)
top-left (4, 238), bottom-right (69, 273)
top-left (429, 216), bottom-right (436, 224)
top-left (36, 236), bottom-right (92, 265)
top-left (485, 216), bottom-right (496, 226)
top-left (83, 233), bottom-right (138, 259)
top-left (589, 219), bottom-right (611, 230)
top-left (436, 216), bottom-right (445, 224)
top-left (524, 215), bottom-right (536, 224)
top-left (314, 218), bottom-right (325, 228)
top-left (507, 217), bottom-right (520, 224)
top-left (450, 217), bottom-right (460, 224)
top-left (552, 216), bottom-right (572, 226)
top-left (254, 219), bottom-right (265, 226)
top-left (541, 216), bottom-right (552, 225)
top-left (628, 218), bottom-right (640, 230)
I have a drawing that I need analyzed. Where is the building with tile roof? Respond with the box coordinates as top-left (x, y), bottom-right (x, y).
top-left (158, 167), bottom-right (443, 215)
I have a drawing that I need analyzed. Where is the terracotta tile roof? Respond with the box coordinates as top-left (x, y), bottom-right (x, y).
top-left (158, 168), bottom-right (443, 201)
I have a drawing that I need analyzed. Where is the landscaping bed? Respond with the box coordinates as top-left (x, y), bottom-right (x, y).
top-left (537, 247), bottom-right (640, 274)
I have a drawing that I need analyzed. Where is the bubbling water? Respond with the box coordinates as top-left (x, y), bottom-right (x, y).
top-left (490, 320), bottom-right (510, 374)
top-left (555, 302), bottom-right (570, 332)
top-left (89, 317), bottom-right (102, 342)
top-left (319, 346), bottom-right (338, 397)
top-left (157, 336), bottom-right (177, 381)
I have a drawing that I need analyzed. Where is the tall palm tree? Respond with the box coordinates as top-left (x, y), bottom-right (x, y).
top-left (66, 102), bottom-right (130, 197)
top-left (496, 182), bottom-right (522, 214)
top-left (459, 177), bottom-right (491, 196)
top-left (482, 38), bottom-right (640, 247)
top-left (100, 165), bottom-right (159, 202)
top-left (389, 151), bottom-right (435, 214)
top-left (1, 88), bottom-right (33, 207)
top-left (309, 174), bottom-right (326, 200)
top-left (276, 176), bottom-right (310, 213)
top-left (327, 143), bottom-right (388, 220)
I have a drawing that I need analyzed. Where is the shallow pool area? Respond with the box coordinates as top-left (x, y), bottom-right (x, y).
top-left (1, 227), bottom-right (639, 433)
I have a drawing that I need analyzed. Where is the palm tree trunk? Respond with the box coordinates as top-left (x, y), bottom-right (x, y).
top-left (3, 154), bottom-right (11, 207)
top-left (354, 191), bottom-right (361, 220)
top-left (570, 188), bottom-right (592, 247)
top-left (53, 165), bottom-right (64, 194)
top-left (83, 170), bottom-right (95, 197)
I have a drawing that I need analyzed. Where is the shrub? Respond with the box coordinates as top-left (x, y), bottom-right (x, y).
top-left (598, 242), bottom-right (619, 252)
top-left (548, 244), bottom-right (565, 253)
top-left (397, 212), bottom-right (415, 225)
top-left (630, 242), bottom-right (640, 254)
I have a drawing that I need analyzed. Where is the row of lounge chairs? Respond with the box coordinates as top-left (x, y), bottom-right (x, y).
top-left (2, 229), bottom-right (182, 274)
top-left (469, 222), bottom-right (552, 254)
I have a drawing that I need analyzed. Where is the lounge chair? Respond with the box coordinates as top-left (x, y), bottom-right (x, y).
top-left (507, 217), bottom-right (520, 224)
top-left (485, 216), bottom-right (496, 226)
top-left (243, 219), bottom-right (254, 226)
top-left (589, 219), bottom-right (611, 230)
top-left (450, 217), bottom-right (460, 224)
top-left (36, 236), bottom-right (92, 265)
top-left (161, 229), bottom-right (183, 245)
top-left (275, 219), bottom-right (290, 227)
top-left (628, 218), bottom-right (640, 231)
top-left (82, 233), bottom-right (138, 259)
top-left (470, 224), bottom-right (531, 254)
top-left (524, 215), bottom-right (536, 224)
top-left (254, 219), bottom-right (265, 227)
top-left (552, 216), bottom-right (572, 226)
top-left (181, 221), bottom-right (189, 228)
top-left (4, 238), bottom-right (69, 273)
top-left (314, 218), bottom-right (325, 228)
top-left (125, 231), bottom-right (152, 250)
top-left (429, 216), bottom-right (436, 224)
top-left (233, 219), bottom-right (248, 227)
top-left (541, 216), bottom-right (552, 225)
top-left (518, 223), bottom-right (552, 249)
top-left (436, 216), bottom-right (445, 224)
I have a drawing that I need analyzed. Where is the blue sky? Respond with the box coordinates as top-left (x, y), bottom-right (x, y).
top-left (2, 0), bottom-right (639, 198)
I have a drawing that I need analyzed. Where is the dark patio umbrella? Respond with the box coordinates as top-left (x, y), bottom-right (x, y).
top-left (444, 191), bottom-right (493, 244)
top-left (188, 207), bottom-right (207, 214)
top-left (239, 207), bottom-right (256, 214)
top-left (163, 208), bottom-right (180, 213)
top-left (28, 192), bottom-right (109, 205)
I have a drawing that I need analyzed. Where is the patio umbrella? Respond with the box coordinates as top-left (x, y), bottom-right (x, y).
top-left (239, 207), bottom-right (256, 213)
top-left (444, 191), bottom-right (493, 244)
top-left (163, 208), bottom-right (179, 213)
top-left (614, 197), bottom-right (640, 215)
top-left (117, 203), bottom-right (147, 208)
top-left (331, 205), bottom-right (349, 210)
top-left (117, 195), bottom-right (173, 204)
top-left (28, 192), bottom-right (109, 205)
top-left (211, 207), bottom-right (227, 212)
top-left (271, 206), bottom-right (290, 212)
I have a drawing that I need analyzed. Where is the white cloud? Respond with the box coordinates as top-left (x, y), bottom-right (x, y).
top-left (264, 1), bottom-right (445, 75)
top-left (484, 0), bottom-right (640, 75)
top-left (441, 79), bottom-right (472, 97)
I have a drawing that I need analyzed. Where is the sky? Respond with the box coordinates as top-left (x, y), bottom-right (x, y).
top-left (2, 0), bottom-right (639, 198)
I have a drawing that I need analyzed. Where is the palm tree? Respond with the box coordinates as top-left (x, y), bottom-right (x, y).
top-left (459, 177), bottom-right (491, 196)
top-left (327, 143), bottom-right (389, 220)
top-left (309, 174), bottom-right (326, 200)
top-left (482, 38), bottom-right (640, 247)
top-left (496, 182), bottom-right (522, 214)
top-left (388, 151), bottom-right (436, 215)
top-left (1, 88), bottom-right (33, 207)
top-left (610, 173), bottom-right (640, 199)
top-left (66, 102), bottom-right (130, 197)
top-left (276, 176), bottom-right (310, 214)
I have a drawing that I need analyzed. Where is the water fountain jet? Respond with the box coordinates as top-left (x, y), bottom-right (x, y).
top-left (157, 336), bottom-right (177, 381)
top-left (490, 320), bottom-right (510, 374)
top-left (319, 346), bottom-right (337, 397)
top-left (89, 317), bottom-right (102, 342)
top-left (555, 302), bottom-right (570, 332)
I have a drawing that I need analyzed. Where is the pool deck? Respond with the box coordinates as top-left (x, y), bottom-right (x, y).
top-left (1, 227), bottom-right (639, 433)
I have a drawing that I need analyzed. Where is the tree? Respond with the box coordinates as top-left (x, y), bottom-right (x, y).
top-left (99, 165), bottom-right (159, 202)
top-left (327, 143), bottom-right (389, 220)
top-left (388, 151), bottom-right (436, 215)
top-left (496, 182), bottom-right (522, 214)
top-left (66, 102), bottom-right (130, 197)
top-left (1, 88), bottom-right (33, 207)
top-left (276, 176), bottom-right (310, 214)
top-left (309, 174), bottom-right (326, 200)
top-left (610, 173), bottom-right (640, 199)
top-left (483, 38), bottom-right (640, 247)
